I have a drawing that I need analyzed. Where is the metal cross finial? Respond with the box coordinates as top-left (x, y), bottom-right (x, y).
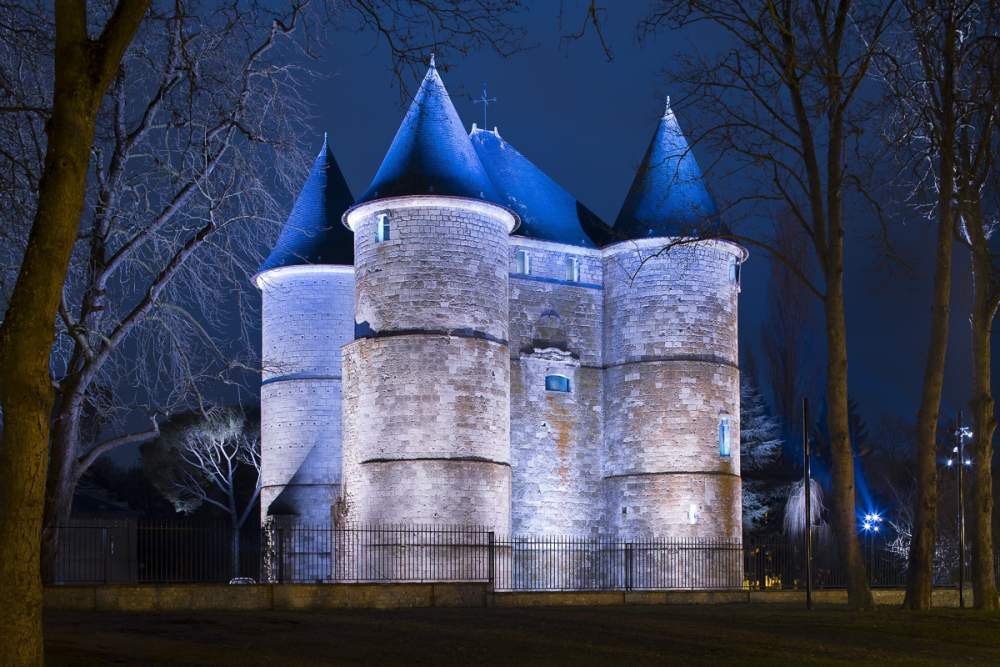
top-left (474, 82), bottom-right (497, 129)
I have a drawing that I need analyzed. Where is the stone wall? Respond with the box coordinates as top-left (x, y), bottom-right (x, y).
top-left (258, 266), bottom-right (354, 523)
top-left (508, 238), bottom-right (605, 536)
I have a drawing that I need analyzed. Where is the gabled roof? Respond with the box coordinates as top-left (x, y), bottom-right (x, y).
top-left (259, 134), bottom-right (354, 272)
top-left (614, 99), bottom-right (719, 239)
top-left (357, 58), bottom-right (499, 204)
top-left (471, 127), bottom-right (608, 248)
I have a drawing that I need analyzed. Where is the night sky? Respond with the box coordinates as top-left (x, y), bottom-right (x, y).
top-left (291, 3), bottom-right (972, 435)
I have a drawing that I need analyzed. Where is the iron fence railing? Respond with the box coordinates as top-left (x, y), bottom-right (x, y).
top-left (51, 521), bottom-right (999, 592)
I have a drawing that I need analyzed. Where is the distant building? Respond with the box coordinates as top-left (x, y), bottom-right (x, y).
top-left (255, 60), bottom-right (746, 544)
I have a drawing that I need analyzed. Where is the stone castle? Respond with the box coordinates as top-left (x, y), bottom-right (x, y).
top-left (255, 60), bottom-right (746, 543)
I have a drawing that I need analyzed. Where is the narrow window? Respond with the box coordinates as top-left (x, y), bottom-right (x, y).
top-left (514, 249), bottom-right (531, 275)
top-left (376, 214), bottom-right (390, 243)
top-left (688, 503), bottom-right (699, 525)
top-left (567, 256), bottom-right (580, 282)
top-left (719, 416), bottom-right (731, 457)
top-left (729, 257), bottom-right (740, 285)
top-left (545, 374), bottom-right (571, 393)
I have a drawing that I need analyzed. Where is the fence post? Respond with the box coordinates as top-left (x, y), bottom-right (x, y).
top-left (625, 542), bottom-right (634, 591)
top-left (757, 545), bottom-right (765, 591)
top-left (487, 531), bottom-right (495, 590)
top-left (277, 528), bottom-right (285, 584)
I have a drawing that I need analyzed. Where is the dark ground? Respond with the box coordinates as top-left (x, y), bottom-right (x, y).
top-left (45, 604), bottom-right (1000, 666)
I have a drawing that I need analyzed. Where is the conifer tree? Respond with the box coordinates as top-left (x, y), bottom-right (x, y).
top-left (740, 376), bottom-right (785, 536)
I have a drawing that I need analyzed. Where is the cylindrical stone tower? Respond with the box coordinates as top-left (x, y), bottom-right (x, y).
top-left (339, 60), bottom-right (518, 535)
top-left (604, 99), bottom-right (746, 544)
top-left (256, 135), bottom-right (355, 526)
top-left (603, 240), bottom-right (744, 541)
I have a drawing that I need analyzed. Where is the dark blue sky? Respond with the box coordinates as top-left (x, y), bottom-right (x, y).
top-left (295, 3), bottom-right (973, 434)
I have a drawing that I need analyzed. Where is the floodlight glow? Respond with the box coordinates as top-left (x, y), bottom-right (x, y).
top-left (947, 459), bottom-right (954, 466)
top-left (965, 459), bottom-right (972, 466)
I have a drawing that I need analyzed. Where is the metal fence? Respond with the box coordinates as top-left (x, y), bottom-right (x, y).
top-left (51, 521), bottom-right (997, 591)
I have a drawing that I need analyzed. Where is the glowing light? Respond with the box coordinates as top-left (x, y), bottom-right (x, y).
top-left (860, 511), bottom-right (883, 533)
top-left (947, 459), bottom-right (954, 467)
top-left (964, 459), bottom-right (972, 466)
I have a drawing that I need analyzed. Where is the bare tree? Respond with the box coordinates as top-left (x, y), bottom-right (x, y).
top-left (875, 0), bottom-right (971, 610)
top-left (640, 0), bottom-right (899, 609)
top-left (144, 409), bottom-right (261, 579)
top-left (0, 3), bottom-right (148, 665)
top-left (954, 4), bottom-right (1000, 605)
top-left (0, 0), bottom-right (526, 580)
top-left (0, 0), bottom-right (524, 658)
top-left (37, 0), bottom-right (315, 581)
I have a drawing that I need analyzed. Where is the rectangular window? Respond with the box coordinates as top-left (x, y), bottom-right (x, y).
top-left (719, 417), bottom-right (731, 457)
top-left (376, 214), bottom-right (390, 243)
top-left (729, 257), bottom-right (740, 286)
top-left (567, 256), bottom-right (580, 282)
top-left (688, 503), bottom-right (699, 525)
top-left (514, 249), bottom-right (531, 275)
top-left (545, 374), bottom-right (571, 392)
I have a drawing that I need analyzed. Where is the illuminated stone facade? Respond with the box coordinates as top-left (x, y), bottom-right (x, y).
top-left (256, 62), bottom-right (746, 546)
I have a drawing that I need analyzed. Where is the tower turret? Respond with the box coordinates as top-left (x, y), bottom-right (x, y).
top-left (340, 61), bottom-right (517, 535)
top-left (603, 99), bottom-right (745, 545)
top-left (255, 135), bottom-right (355, 526)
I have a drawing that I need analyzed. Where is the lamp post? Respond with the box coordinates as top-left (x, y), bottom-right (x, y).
top-left (948, 413), bottom-right (972, 608)
top-left (803, 397), bottom-right (812, 611)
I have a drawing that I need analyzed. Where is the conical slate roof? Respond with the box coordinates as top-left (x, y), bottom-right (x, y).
top-left (259, 134), bottom-right (354, 272)
top-left (614, 99), bottom-right (718, 239)
top-left (357, 58), bottom-right (499, 204)
top-left (471, 127), bottom-right (607, 248)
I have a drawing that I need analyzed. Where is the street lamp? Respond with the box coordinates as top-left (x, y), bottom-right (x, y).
top-left (952, 418), bottom-right (973, 608)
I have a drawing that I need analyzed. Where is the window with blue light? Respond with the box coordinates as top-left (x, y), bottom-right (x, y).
top-left (718, 417), bottom-right (731, 457)
top-left (729, 257), bottom-right (738, 285)
top-left (376, 214), bottom-right (390, 243)
top-left (515, 249), bottom-right (531, 275)
top-left (545, 374), bottom-right (571, 392)
top-left (567, 256), bottom-right (580, 282)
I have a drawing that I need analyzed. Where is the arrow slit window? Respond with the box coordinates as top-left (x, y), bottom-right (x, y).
top-left (719, 416), bottom-right (731, 457)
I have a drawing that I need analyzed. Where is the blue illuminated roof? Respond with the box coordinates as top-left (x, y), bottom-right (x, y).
top-left (614, 99), bottom-right (719, 239)
top-left (357, 59), bottom-right (499, 204)
top-left (471, 127), bottom-right (609, 248)
top-left (259, 134), bottom-right (354, 271)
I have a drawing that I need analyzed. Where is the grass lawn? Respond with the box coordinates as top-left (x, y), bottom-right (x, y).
top-left (45, 603), bottom-right (1000, 666)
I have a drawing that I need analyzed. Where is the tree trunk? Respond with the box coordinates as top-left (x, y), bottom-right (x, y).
top-left (825, 270), bottom-right (874, 610)
top-left (969, 237), bottom-right (998, 610)
top-left (905, 28), bottom-right (956, 607)
top-left (0, 4), bottom-right (147, 664)
top-left (0, 58), bottom-right (102, 667)
top-left (40, 393), bottom-right (84, 582)
top-left (231, 522), bottom-right (242, 580)
top-left (904, 208), bottom-right (953, 609)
